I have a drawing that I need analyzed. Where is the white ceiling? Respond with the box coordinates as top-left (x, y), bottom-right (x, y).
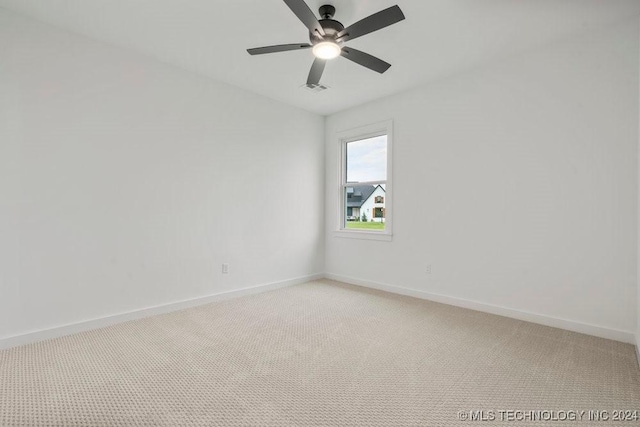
top-left (1, 0), bottom-right (639, 115)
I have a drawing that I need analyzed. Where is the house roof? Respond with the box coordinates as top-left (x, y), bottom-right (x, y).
top-left (346, 185), bottom-right (384, 208)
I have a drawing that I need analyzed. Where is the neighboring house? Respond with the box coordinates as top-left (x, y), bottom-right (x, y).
top-left (346, 185), bottom-right (386, 222)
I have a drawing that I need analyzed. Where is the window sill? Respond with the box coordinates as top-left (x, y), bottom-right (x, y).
top-left (333, 230), bottom-right (393, 242)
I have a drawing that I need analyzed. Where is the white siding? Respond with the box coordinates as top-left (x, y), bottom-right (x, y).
top-left (360, 186), bottom-right (386, 223)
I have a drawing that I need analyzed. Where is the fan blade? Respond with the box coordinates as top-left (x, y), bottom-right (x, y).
top-left (341, 47), bottom-right (391, 74)
top-left (247, 43), bottom-right (312, 55)
top-left (306, 58), bottom-right (326, 86)
top-left (283, 0), bottom-right (325, 37)
top-left (337, 5), bottom-right (405, 42)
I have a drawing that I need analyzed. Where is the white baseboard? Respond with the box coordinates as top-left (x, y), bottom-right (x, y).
top-left (0, 273), bottom-right (324, 350)
top-left (3, 272), bottom-right (634, 350)
top-left (325, 273), bottom-right (635, 344)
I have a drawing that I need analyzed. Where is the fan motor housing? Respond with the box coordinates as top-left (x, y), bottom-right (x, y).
top-left (309, 19), bottom-right (344, 44)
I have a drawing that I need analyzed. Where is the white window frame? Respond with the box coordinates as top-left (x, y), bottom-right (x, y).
top-left (334, 120), bottom-right (393, 242)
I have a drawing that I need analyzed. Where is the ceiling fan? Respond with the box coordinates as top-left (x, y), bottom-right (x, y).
top-left (247, 0), bottom-right (405, 87)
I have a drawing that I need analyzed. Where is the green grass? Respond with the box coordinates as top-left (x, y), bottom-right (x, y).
top-left (345, 221), bottom-right (385, 231)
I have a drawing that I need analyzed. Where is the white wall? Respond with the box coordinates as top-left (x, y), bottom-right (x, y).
top-left (637, 15), bottom-right (640, 350)
top-left (0, 9), bottom-right (325, 340)
top-left (326, 20), bottom-right (639, 340)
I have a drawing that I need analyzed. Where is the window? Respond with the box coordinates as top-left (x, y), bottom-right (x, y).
top-left (336, 121), bottom-right (392, 241)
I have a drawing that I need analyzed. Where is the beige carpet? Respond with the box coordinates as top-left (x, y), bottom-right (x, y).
top-left (1, 280), bottom-right (639, 426)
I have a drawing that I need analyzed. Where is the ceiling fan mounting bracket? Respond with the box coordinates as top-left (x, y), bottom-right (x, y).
top-left (319, 4), bottom-right (335, 19)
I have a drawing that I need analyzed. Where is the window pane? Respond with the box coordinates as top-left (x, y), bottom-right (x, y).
top-left (344, 184), bottom-right (386, 231)
top-left (346, 135), bottom-right (387, 183)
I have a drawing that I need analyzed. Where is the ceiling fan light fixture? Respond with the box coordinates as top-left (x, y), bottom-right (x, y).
top-left (246, 1), bottom-right (406, 84)
top-left (312, 41), bottom-right (341, 60)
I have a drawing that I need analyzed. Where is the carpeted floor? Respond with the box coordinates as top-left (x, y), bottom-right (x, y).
top-left (1, 279), bottom-right (639, 426)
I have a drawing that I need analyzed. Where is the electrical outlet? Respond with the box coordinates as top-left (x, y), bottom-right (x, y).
top-left (426, 264), bottom-right (432, 275)
top-left (222, 263), bottom-right (229, 274)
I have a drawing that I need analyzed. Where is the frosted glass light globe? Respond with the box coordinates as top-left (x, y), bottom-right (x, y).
top-left (312, 41), bottom-right (341, 60)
